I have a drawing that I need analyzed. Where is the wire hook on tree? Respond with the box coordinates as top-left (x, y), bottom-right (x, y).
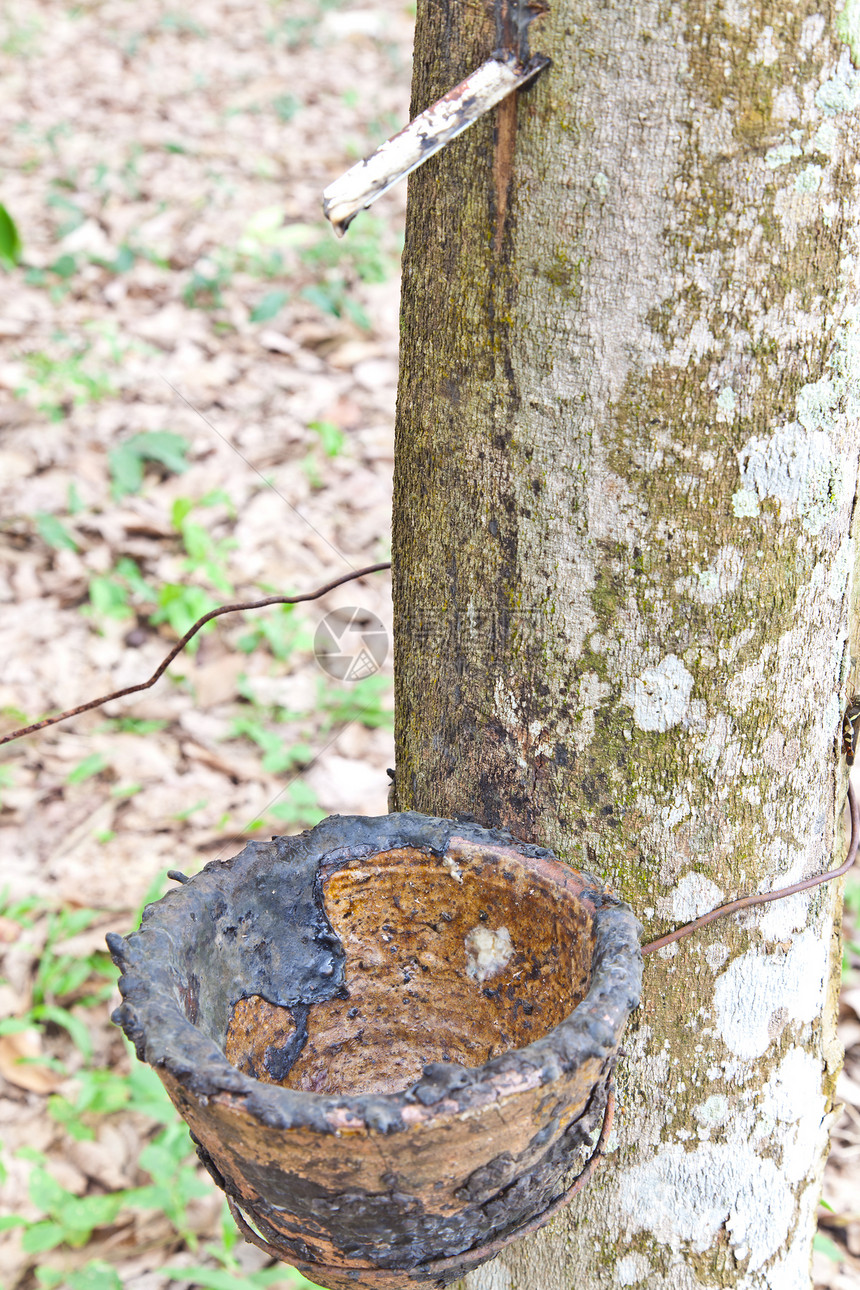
top-left (0, 561), bottom-right (391, 747)
top-left (1, 561), bottom-right (856, 960)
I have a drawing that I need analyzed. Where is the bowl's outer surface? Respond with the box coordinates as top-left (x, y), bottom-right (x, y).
top-left (108, 812), bottom-right (643, 1288)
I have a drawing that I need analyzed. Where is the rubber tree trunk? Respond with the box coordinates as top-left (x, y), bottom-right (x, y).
top-left (391, 0), bottom-right (860, 1285)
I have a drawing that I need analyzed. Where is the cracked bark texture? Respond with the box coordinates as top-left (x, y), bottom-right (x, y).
top-left (391, 0), bottom-right (860, 1286)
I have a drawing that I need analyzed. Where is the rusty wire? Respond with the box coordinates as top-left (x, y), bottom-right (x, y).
top-left (641, 778), bottom-right (860, 954)
top-left (0, 561), bottom-right (391, 747)
top-left (1, 563), bottom-right (857, 953)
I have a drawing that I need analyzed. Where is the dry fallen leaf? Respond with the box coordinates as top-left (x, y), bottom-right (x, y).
top-left (0, 1028), bottom-right (64, 1093)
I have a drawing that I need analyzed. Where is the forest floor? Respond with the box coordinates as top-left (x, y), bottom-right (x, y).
top-left (0, 1), bottom-right (858, 1288)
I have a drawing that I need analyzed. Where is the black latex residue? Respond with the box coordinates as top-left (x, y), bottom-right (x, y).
top-left (107, 811), bottom-right (642, 1142)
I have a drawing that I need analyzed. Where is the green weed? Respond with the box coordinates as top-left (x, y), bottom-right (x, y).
top-left (236, 602), bottom-right (313, 661)
top-left (35, 512), bottom-right (79, 552)
top-left (46, 192), bottom-right (86, 239)
top-left (309, 419), bottom-right (347, 458)
top-left (183, 254), bottom-right (233, 309)
top-left (272, 93), bottom-right (302, 122)
top-left (172, 494), bottom-right (236, 594)
top-left (96, 717), bottom-right (167, 735)
top-left (17, 342), bottom-right (115, 421)
top-left (266, 781), bottom-right (325, 829)
top-left (0, 904), bottom-right (115, 1062)
top-left (85, 496), bottom-right (238, 650)
top-left (250, 287), bottom-right (289, 322)
top-left (150, 583), bottom-right (219, 645)
top-left (0, 201), bottom-right (22, 268)
top-left (229, 717), bottom-right (313, 775)
top-left (37, 1261), bottom-right (123, 1290)
top-left (87, 556), bottom-right (155, 622)
top-left (0, 895), bottom-right (322, 1287)
top-left (66, 754), bottom-right (108, 785)
top-left (318, 675), bottom-right (393, 730)
top-left (109, 431), bottom-right (190, 499)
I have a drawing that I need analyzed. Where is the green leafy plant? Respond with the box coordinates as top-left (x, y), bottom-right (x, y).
top-left (150, 583), bottom-right (219, 646)
top-left (17, 341), bottom-right (116, 421)
top-left (318, 675), bottom-right (393, 731)
top-left (0, 905), bottom-right (115, 1061)
top-left (172, 495), bottom-right (236, 594)
top-left (813, 1231), bottom-right (844, 1264)
top-left (66, 754), bottom-right (107, 785)
top-left (109, 431), bottom-right (190, 499)
top-left (97, 716), bottom-right (167, 735)
top-left (35, 512), bottom-right (79, 552)
top-left (250, 287), bottom-right (289, 322)
top-left (46, 192), bottom-right (86, 238)
top-left (266, 781), bottom-right (325, 829)
top-left (229, 717), bottom-right (313, 775)
top-left (37, 1260), bottom-right (123, 1290)
top-left (272, 93), bottom-right (302, 122)
top-left (0, 201), bottom-right (22, 268)
top-left (87, 556), bottom-right (155, 622)
top-left (309, 419), bottom-right (347, 459)
top-left (49, 1069), bottom-right (136, 1141)
top-left (183, 253), bottom-right (232, 308)
top-left (236, 602), bottom-right (313, 661)
top-left (0, 894), bottom-right (329, 1286)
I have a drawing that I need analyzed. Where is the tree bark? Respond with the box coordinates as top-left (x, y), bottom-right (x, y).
top-left (392, 0), bottom-right (860, 1285)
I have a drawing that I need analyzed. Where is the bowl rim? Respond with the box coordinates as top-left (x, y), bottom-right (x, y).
top-left (108, 811), bottom-right (643, 1135)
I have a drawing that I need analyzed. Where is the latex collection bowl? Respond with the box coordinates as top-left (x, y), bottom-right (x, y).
top-left (108, 812), bottom-right (642, 1289)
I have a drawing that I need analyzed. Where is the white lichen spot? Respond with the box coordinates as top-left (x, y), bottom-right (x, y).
top-left (694, 1093), bottom-right (730, 1127)
top-left (794, 163), bottom-right (823, 193)
top-left (772, 87), bottom-right (801, 122)
top-left (749, 24), bottom-right (779, 64)
top-left (618, 1142), bottom-right (794, 1270)
top-left (796, 375), bottom-right (838, 430)
top-left (757, 891), bottom-right (811, 941)
top-left (762, 731), bottom-right (801, 773)
top-left (465, 926), bottom-right (513, 983)
top-left (572, 670), bottom-right (611, 752)
top-left (764, 141), bottom-right (802, 169)
top-left (657, 873), bottom-right (724, 923)
top-left (732, 488), bottom-right (760, 517)
top-left (593, 171), bottom-right (609, 199)
top-left (492, 679), bottom-right (528, 768)
top-left (812, 120), bottom-right (839, 153)
top-left (705, 942), bottom-right (729, 972)
top-left (815, 54), bottom-right (860, 114)
top-left (828, 536), bottom-right (853, 600)
top-left (713, 928), bottom-right (829, 1058)
top-left (716, 385), bottom-right (738, 416)
top-left (721, 0), bottom-right (750, 27)
top-left (626, 655), bottom-right (695, 732)
top-left (799, 13), bottom-right (826, 53)
top-left (676, 546), bottom-right (744, 606)
top-left (617, 1253), bottom-right (653, 1286)
top-left (758, 1048), bottom-right (826, 1183)
top-left (737, 423), bottom-right (841, 534)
